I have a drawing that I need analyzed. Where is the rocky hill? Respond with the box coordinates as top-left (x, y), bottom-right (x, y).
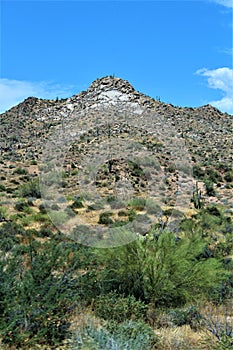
top-left (0, 76), bottom-right (232, 241)
top-left (1, 76), bottom-right (232, 163)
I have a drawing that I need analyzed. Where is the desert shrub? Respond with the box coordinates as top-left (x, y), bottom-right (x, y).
top-left (214, 241), bottom-right (232, 257)
top-left (225, 183), bottom-right (233, 189)
top-left (0, 183), bottom-right (6, 191)
top-left (211, 271), bottom-right (233, 303)
top-left (39, 203), bottom-right (47, 213)
top-left (14, 200), bottom-right (32, 213)
top-left (70, 197), bottom-right (84, 209)
top-left (106, 320), bottom-right (157, 348)
top-left (193, 165), bottom-right (205, 179)
top-left (98, 212), bottom-right (113, 225)
top-left (0, 221), bottom-right (25, 239)
top-left (10, 178), bottom-right (20, 185)
top-left (206, 205), bottom-right (222, 217)
top-left (166, 163), bottom-right (176, 173)
top-left (13, 167), bottom-right (28, 175)
top-left (87, 202), bottom-right (105, 211)
top-left (224, 171), bottom-right (233, 183)
top-left (126, 208), bottom-right (137, 222)
top-left (6, 186), bottom-right (15, 194)
top-left (110, 220), bottom-right (126, 227)
top-left (196, 207), bottom-right (224, 231)
top-left (38, 226), bottom-right (54, 237)
top-left (0, 238), bottom-right (80, 348)
top-left (204, 179), bottom-right (216, 196)
top-left (213, 336), bottom-right (233, 350)
top-left (74, 320), bottom-right (156, 350)
top-left (94, 292), bottom-right (147, 322)
top-left (202, 303), bottom-right (233, 349)
top-left (0, 222), bottom-right (23, 251)
top-left (50, 203), bottom-right (60, 210)
top-left (205, 168), bottom-right (222, 183)
top-left (19, 179), bottom-right (41, 198)
top-left (168, 305), bottom-right (202, 329)
top-left (33, 212), bottom-right (52, 224)
top-left (118, 210), bottom-right (128, 217)
top-left (128, 197), bottom-right (146, 211)
top-left (95, 231), bottom-right (229, 306)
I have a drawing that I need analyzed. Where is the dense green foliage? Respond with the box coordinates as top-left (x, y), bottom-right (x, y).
top-left (94, 231), bottom-right (229, 306)
top-left (0, 203), bottom-right (232, 348)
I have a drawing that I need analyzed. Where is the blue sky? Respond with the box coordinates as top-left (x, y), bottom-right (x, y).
top-left (0, 0), bottom-right (232, 114)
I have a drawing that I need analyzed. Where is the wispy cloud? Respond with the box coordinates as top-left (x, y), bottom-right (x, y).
top-left (196, 67), bottom-right (233, 114)
top-left (212, 0), bottom-right (233, 7)
top-left (0, 78), bottom-right (76, 114)
top-left (219, 48), bottom-right (233, 56)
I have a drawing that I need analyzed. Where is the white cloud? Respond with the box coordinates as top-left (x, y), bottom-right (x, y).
top-left (212, 0), bottom-right (233, 7)
top-left (196, 67), bottom-right (233, 114)
top-left (0, 78), bottom-right (75, 114)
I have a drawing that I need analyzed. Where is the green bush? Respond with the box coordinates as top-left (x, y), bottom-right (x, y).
top-left (33, 212), bottom-right (51, 223)
top-left (128, 197), bottom-right (146, 211)
top-left (224, 171), bottom-right (233, 183)
top-left (13, 167), bottom-right (28, 175)
top-left (204, 179), bottom-right (216, 196)
top-left (126, 208), bottom-right (137, 222)
top-left (0, 222), bottom-right (23, 251)
top-left (168, 306), bottom-right (202, 329)
top-left (0, 238), bottom-right (80, 348)
top-left (94, 292), bottom-right (147, 322)
top-left (206, 205), bottom-right (222, 217)
top-left (70, 197), bottom-right (84, 209)
top-left (205, 168), bottom-right (222, 183)
top-left (98, 212), bottom-right (113, 225)
top-left (196, 206), bottom-right (224, 231)
top-left (193, 165), bottom-right (205, 179)
top-left (0, 183), bottom-right (6, 191)
top-left (14, 200), bottom-right (32, 213)
top-left (19, 179), bottom-right (41, 198)
top-left (95, 231), bottom-right (229, 306)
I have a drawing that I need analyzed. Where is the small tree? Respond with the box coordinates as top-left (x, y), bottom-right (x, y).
top-left (96, 231), bottom-right (229, 306)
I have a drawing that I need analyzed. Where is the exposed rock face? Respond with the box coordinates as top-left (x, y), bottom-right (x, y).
top-left (67, 75), bottom-right (160, 112)
top-left (87, 76), bottom-right (136, 94)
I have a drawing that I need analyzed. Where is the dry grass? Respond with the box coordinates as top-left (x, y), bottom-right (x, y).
top-left (154, 325), bottom-right (216, 350)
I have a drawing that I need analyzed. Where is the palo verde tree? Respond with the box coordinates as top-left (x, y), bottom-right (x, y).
top-left (95, 230), bottom-right (229, 307)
